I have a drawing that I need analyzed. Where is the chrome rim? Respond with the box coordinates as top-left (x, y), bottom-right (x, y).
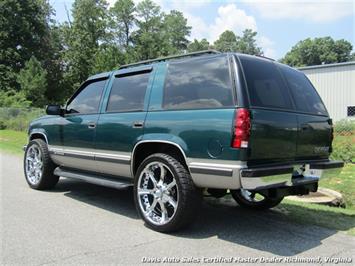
top-left (240, 188), bottom-right (265, 203)
top-left (25, 145), bottom-right (43, 185)
top-left (137, 162), bottom-right (179, 226)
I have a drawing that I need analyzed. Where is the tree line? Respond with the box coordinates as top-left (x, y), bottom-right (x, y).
top-left (1, 0), bottom-right (353, 108)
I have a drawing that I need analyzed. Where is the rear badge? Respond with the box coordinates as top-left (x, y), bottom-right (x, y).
top-left (314, 146), bottom-right (329, 153)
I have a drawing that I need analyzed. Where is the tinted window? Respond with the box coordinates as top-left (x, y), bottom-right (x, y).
top-left (281, 66), bottom-right (327, 115)
top-left (163, 56), bottom-right (234, 110)
top-left (107, 72), bottom-right (150, 112)
top-left (240, 57), bottom-right (292, 109)
top-left (67, 80), bottom-right (106, 114)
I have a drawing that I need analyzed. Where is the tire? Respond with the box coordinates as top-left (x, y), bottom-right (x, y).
top-left (134, 153), bottom-right (201, 232)
top-left (230, 189), bottom-right (283, 210)
top-left (24, 139), bottom-right (59, 190)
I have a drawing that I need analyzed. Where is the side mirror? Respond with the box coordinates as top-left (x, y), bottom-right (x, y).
top-left (46, 105), bottom-right (63, 116)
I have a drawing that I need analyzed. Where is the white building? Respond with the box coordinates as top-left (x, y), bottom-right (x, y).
top-left (299, 61), bottom-right (355, 122)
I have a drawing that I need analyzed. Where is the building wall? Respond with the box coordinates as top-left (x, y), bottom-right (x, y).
top-left (299, 62), bottom-right (355, 122)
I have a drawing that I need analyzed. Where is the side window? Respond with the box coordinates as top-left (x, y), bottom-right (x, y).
top-left (106, 72), bottom-right (150, 112)
top-left (240, 57), bottom-right (292, 109)
top-left (280, 66), bottom-right (327, 115)
top-left (163, 56), bottom-right (234, 110)
top-left (66, 79), bottom-right (106, 114)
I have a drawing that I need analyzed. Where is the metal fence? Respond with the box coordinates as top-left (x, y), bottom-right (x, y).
top-left (331, 119), bottom-right (355, 163)
top-left (0, 107), bottom-right (354, 163)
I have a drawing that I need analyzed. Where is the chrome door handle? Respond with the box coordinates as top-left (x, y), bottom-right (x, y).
top-left (132, 121), bottom-right (144, 128)
top-left (88, 122), bottom-right (96, 129)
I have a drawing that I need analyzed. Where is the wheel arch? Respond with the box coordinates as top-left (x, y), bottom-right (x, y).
top-left (29, 132), bottom-right (48, 144)
top-left (131, 140), bottom-right (189, 176)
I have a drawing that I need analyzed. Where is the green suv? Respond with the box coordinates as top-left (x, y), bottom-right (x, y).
top-left (24, 51), bottom-right (343, 232)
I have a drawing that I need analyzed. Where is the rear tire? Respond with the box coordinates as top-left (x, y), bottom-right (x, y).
top-left (24, 139), bottom-right (59, 190)
top-left (134, 153), bottom-right (201, 232)
top-left (230, 189), bottom-right (283, 210)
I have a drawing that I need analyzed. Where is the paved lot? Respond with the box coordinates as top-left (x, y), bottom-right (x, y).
top-left (1, 152), bottom-right (354, 265)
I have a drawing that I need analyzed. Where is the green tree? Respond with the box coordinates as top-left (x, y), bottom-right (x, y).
top-left (162, 10), bottom-right (191, 55)
top-left (281, 37), bottom-right (353, 67)
top-left (213, 29), bottom-right (262, 55)
top-left (0, 0), bottom-right (52, 91)
top-left (132, 0), bottom-right (163, 60)
top-left (0, 90), bottom-right (31, 108)
top-left (63, 0), bottom-right (109, 94)
top-left (17, 57), bottom-right (47, 107)
top-left (235, 29), bottom-right (262, 55)
top-left (42, 23), bottom-right (66, 103)
top-left (187, 39), bottom-right (210, 52)
top-left (213, 30), bottom-right (237, 52)
top-left (110, 0), bottom-right (135, 48)
top-left (92, 45), bottom-right (124, 73)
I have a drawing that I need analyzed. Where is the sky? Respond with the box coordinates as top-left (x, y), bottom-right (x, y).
top-left (50, 0), bottom-right (355, 60)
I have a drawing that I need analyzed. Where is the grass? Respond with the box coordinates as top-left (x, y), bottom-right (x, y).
top-left (0, 129), bottom-right (354, 235)
top-left (277, 200), bottom-right (355, 236)
top-left (331, 133), bottom-right (355, 162)
top-left (0, 129), bottom-right (27, 155)
top-left (319, 164), bottom-right (355, 209)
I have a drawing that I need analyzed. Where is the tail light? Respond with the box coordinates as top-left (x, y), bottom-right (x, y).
top-left (232, 108), bottom-right (251, 148)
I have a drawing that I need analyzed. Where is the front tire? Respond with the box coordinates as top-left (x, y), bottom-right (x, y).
top-left (134, 153), bottom-right (201, 232)
top-left (230, 189), bottom-right (283, 210)
top-left (24, 139), bottom-right (59, 190)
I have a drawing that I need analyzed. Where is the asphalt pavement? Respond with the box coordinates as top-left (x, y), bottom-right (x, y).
top-left (1, 152), bottom-right (354, 265)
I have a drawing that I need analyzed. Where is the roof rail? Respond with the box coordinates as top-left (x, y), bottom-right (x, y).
top-left (119, 50), bottom-right (221, 69)
top-left (255, 54), bottom-right (275, 61)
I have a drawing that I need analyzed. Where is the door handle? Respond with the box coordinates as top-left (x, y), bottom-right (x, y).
top-left (132, 121), bottom-right (144, 128)
top-left (87, 122), bottom-right (96, 129)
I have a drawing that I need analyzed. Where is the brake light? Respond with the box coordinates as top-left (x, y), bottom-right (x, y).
top-left (232, 108), bottom-right (251, 148)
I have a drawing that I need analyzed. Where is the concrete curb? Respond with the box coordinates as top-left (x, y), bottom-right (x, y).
top-left (286, 187), bottom-right (345, 207)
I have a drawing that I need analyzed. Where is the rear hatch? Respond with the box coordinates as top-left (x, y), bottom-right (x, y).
top-left (237, 55), bottom-right (332, 166)
top-left (280, 65), bottom-right (332, 161)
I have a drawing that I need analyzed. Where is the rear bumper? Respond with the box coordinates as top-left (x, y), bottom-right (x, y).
top-left (240, 160), bottom-right (344, 190)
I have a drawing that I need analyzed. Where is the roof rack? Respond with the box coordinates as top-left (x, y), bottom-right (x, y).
top-left (255, 54), bottom-right (275, 61)
top-left (119, 50), bottom-right (221, 69)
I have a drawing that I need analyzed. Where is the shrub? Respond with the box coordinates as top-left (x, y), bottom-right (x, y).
top-left (0, 90), bottom-right (31, 108)
top-left (331, 120), bottom-right (355, 163)
top-left (333, 119), bottom-right (355, 135)
top-left (0, 108), bottom-right (44, 131)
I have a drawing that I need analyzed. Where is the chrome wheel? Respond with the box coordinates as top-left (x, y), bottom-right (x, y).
top-left (239, 188), bottom-right (265, 202)
top-left (137, 162), bottom-right (178, 226)
top-left (25, 145), bottom-right (43, 185)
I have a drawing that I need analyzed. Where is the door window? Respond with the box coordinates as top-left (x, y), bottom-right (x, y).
top-left (163, 56), bottom-right (234, 110)
top-left (66, 80), bottom-right (106, 114)
top-left (106, 72), bottom-right (151, 112)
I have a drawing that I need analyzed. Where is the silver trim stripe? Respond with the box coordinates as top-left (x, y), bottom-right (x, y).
top-left (48, 146), bottom-right (131, 163)
top-left (48, 143), bottom-right (245, 189)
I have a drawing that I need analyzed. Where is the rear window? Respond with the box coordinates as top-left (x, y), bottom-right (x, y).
top-left (280, 66), bottom-right (327, 116)
top-left (239, 57), bottom-right (292, 109)
top-left (163, 56), bottom-right (234, 110)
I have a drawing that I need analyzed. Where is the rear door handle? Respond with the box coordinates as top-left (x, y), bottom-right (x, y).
top-left (132, 121), bottom-right (144, 128)
top-left (87, 122), bottom-right (96, 129)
